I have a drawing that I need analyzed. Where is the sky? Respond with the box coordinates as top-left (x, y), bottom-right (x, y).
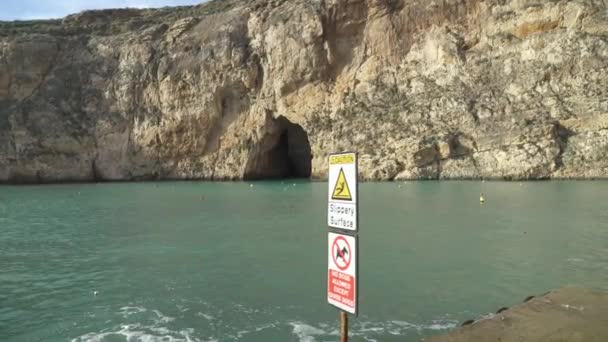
top-left (0, 0), bottom-right (204, 21)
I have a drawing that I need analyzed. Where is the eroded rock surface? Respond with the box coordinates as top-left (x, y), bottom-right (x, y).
top-left (1, 0), bottom-right (607, 182)
top-left (423, 287), bottom-right (608, 342)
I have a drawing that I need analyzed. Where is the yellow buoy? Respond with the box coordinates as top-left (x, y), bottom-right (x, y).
top-left (480, 193), bottom-right (485, 203)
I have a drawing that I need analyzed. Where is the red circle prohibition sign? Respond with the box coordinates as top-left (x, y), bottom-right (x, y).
top-left (332, 236), bottom-right (352, 271)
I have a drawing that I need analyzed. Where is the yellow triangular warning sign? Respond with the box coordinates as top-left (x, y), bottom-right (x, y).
top-left (332, 168), bottom-right (352, 201)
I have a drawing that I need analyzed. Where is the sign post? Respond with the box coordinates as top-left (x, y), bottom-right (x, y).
top-left (340, 311), bottom-right (348, 342)
top-left (327, 152), bottom-right (359, 342)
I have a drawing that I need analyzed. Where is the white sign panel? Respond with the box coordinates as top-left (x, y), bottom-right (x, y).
top-left (327, 232), bottom-right (357, 314)
top-left (327, 152), bottom-right (358, 231)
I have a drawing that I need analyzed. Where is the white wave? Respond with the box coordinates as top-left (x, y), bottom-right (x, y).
top-left (358, 326), bottom-right (384, 333)
top-left (475, 313), bottom-right (496, 323)
top-left (359, 319), bottom-right (457, 333)
top-left (152, 309), bottom-right (176, 324)
top-left (424, 322), bottom-right (458, 330)
top-left (119, 306), bottom-right (147, 317)
top-left (232, 303), bottom-right (266, 317)
top-left (231, 323), bottom-right (278, 340)
top-left (388, 320), bottom-right (416, 328)
top-left (289, 322), bottom-right (326, 342)
top-left (74, 306), bottom-right (192, 342)
top-left (253, 323), bottom-right (277, 332)
top-left (567, 257), bottom-right (585, 263)
top-left (78, 303), bottom-right (457, 342)
top-left (196, 312), bottom-right (214, 321)
top-left (287, 318), bottom-right (457, 341)
top-left (117, 306), bottom-right (175, 324)
top-left (70, 324), bottom-right (202, 342)
top-left (176, 304), bottom-right (190, 313)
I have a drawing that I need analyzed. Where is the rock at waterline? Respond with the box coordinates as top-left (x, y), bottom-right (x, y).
top-left (422, 287), bottom-right (608, 342)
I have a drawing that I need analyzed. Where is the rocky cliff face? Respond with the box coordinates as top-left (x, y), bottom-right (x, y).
top-left (1, 0), bottom-right (607, 182)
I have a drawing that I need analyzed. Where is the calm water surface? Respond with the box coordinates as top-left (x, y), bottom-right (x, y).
top-left (1, 181), bottom-right (607, 342)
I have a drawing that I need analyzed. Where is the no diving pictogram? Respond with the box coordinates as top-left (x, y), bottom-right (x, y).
top-left (332, 236), bottom-right (352, 271)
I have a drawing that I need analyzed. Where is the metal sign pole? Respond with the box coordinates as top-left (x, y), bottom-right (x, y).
top-left (340, 311), bottom-right (348, 342)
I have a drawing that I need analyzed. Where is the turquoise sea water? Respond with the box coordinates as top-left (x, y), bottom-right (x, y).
top-left (1, 181), bottom-right (608, 342)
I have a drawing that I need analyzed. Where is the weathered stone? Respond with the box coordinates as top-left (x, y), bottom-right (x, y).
top-left (0, 0), bottom-right (607, 182)
top-left (423, 287), bottom-right (608, 342)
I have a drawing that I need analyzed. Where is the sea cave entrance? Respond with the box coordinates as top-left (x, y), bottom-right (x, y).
top-left (244, 117), bottom-right (312, 180)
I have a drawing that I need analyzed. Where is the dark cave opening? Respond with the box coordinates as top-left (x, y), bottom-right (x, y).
top-left (244, 117), bottom-right (312, 180)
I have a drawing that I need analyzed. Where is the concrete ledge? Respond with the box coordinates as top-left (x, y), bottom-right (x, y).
top-left (422, 287), bottom-right (608, 342)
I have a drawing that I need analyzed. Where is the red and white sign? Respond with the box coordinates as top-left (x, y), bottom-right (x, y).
top-left (327, 232), bottom-right (357, 314)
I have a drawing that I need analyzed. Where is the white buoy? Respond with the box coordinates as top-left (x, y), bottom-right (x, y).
top-left (93, 290), bottom-right (99, 296)
top-left (249, 184), bottom-right (254, 188)
top-left (480, 193), bottom-right (486, 203)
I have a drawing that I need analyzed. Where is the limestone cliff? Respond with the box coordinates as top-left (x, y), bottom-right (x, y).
top-left (1, 0), bottom-right (607, 182)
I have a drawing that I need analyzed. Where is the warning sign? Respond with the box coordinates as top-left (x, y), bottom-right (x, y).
top-left (331, 169), bottom-right (352, 201)
top-left (328, 232), bottom-right (357, 314)
top-left (328, 152), bottom-right (358, 231)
